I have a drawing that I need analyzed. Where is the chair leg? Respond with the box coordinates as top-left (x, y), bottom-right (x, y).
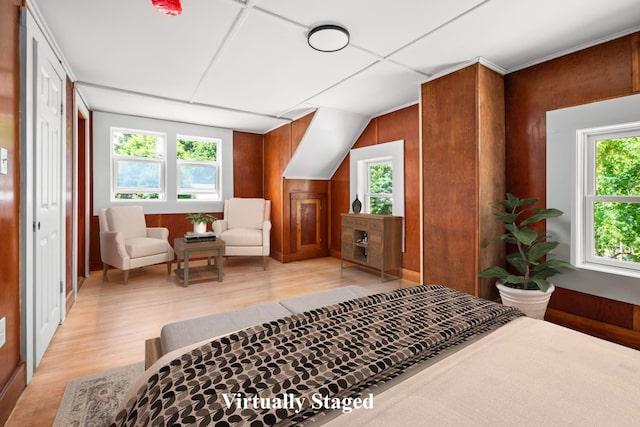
top-left (167, 260), bottom-right (172, 274)
top-left (123, 270), bottom-right (129, 285)
top-left (103, 263), bottom-right (109, 278)
top-left (263, 256), bottom-right (267, 270)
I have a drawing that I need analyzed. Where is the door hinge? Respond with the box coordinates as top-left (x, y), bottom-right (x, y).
top-left (60, 281), bottom-right (63, 293)
top-left (60, 104), bottom-right (63, 115)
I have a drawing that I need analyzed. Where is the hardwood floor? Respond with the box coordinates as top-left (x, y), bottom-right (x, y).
top-left (6, 257), bottom-right (415, 426)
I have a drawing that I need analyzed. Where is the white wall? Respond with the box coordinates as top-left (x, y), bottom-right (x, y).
top-left (93, 112), bottom-right (234, 215)
top-left (547, 93), bottom-right (640, 305)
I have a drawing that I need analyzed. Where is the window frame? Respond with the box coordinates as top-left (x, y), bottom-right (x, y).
top-left (574, 122), bottom-right (640, 277)
top-left (110, 127), bottom-right (167, 201)
top-left (176, 135), bottom-right (221, 201)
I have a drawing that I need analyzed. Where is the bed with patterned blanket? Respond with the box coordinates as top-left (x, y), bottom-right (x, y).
top-left (112, 285), bottom-right (640, 426)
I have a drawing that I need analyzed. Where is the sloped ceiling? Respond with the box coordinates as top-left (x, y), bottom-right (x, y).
top-left (30, 0), bottom-right (640, 177)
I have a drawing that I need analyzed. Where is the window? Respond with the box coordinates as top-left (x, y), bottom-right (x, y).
top-left (176, 136), bottom-right (220, 200)
top-left (576, 123), bottom-right (640, 276)
top-left (350, 140), bottom-right (404, 219)
top-left (365, 159), bottom-right (393, 214)
top-left (111, 129), bottom-right (166, 200)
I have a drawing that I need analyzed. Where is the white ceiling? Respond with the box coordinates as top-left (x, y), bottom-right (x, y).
top-left (31, 0), bottom-right (640, 134)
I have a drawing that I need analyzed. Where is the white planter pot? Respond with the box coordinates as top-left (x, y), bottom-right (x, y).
top-left (496, 281), bottom-right (555, 320)
top-left (193, 222), bottom-right (207, 234)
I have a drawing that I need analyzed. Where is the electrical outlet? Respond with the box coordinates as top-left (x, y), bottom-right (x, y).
top-left (0, 147), bottom-right (7, 175)
top-left (0, 317), bottom-right (6, 348)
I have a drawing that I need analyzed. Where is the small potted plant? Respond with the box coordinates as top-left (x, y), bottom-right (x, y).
top-left (185, 213), bottom-right (217, 234)
top-left (478, 193), bottom-right (577, 319)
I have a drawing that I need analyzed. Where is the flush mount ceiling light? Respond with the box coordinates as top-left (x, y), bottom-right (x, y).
top-left (307, 25), bottom-right (350, 52)
top-left (151, 0), bottom-right (182, 16)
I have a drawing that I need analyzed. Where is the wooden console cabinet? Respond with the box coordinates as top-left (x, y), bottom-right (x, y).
top-left (341, 213), bottom-right (403, 281)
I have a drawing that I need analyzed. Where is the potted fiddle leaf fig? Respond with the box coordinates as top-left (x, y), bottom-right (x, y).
top-left (478, 193), bottom-right (577, 319)
top-left (185, 213), bottom-right (217, 234)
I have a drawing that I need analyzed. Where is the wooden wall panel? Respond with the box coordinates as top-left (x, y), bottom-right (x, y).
top-left (263, 124), bottom-right (289, 262)
top-left (550, 287), bottom-right (635, 329)
top-left (232, 131), bottom-right (263, 198)
top-left (505, 33), bottom-right (640, 328)
top-left (377, 105), bottom-right (420, 274)
top-left (477, 65), bottom-right (506, 300)
top-left (262, 115), bottom-right (317, 263)
top-left (283, 179), bottom-right (329, 262)
top-left (329, 157), bottom-right (349, 258)
top-left (421, 64), bottom-right (504, 299)
top-left (329, 105), bottom-right (420, 280)
top-left (0, 0), bottom-right (25, 423)
top-left (505, 35), bottom-right (634, 205)
top-left (422, 66), bottom-right (478, 295)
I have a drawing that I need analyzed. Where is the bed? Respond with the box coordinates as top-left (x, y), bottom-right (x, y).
top-left (111, 285), bottom-right (640, 426)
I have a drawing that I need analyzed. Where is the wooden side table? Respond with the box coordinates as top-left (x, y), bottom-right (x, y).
top-left (173, 238), bottom-right (226, 287)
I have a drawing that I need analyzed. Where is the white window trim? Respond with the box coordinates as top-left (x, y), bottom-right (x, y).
top-left (110, 127), bottom-right (167, 201)
top-left (573, 122), bottom-right (640, 278)
top-left (349, 140), bottom-right (404, 218)
top-left (94, 112), bottom-right (234, 215)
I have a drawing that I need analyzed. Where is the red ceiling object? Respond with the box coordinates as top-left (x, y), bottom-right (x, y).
top-left (151, 0), bottom-right (182, 16)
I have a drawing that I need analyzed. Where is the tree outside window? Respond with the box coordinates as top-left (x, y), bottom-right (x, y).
top-left (366, 161), bottom-right (392, 215)
top-left (593, 136), bottom-right (640, 264)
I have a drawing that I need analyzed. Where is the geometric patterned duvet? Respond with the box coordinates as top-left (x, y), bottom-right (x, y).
top-left (111, 285), bottom-right (523, 426)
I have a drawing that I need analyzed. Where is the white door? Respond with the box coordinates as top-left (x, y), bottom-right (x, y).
top-left (33, 40), bottom-right (64, 366)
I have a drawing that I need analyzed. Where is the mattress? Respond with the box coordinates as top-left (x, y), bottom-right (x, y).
top-left (112, 285), bottom-right (640, 426)
top-left (319, 316), bottom-right (640, 426)
top-left (112, 285), bottom-right (522, 426)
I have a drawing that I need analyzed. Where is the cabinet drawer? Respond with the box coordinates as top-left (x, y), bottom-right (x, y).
top-left (342, 216), bottom-right (355, 228)
top-left (353, 218), bottom-right (370, 230)
top-left (368, 220), bottom-right (383, 232)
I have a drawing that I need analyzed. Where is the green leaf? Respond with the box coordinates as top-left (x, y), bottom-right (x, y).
top-left (531, 278), bottom-right (550, 292)
top-left (500, 193), bottom-right (520, 211)
top-left (514, 197), bottom-right (539, 208)
top-left (506, 253), bottom-right (528, 274)
top-left (478, 266), bottom-right (510, 279)
top-left (521, 208), bottom-right (564, 225)
top-left (502, 193), bottom-right (538, 208)
top-left (536, 259), bottom-right (578, 271)
top-left (505, 275), bottom-right (525, 284)
top-left (494, 211), bottom-right (517, 224)
top-left (531, 267), bottom-right (560, 280)
top-left (527, 241), bottom-right (559, 262)
top-left (512, 227), bottom-right (538, 246)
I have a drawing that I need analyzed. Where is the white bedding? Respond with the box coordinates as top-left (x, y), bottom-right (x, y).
top-left (321, 317), bottom-right (640, 426)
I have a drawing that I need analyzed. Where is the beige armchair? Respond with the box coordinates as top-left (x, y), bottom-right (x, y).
top-left (213, 198), bottom-right (271, 269)
top-left (99, 206), bottom-right (174, 284)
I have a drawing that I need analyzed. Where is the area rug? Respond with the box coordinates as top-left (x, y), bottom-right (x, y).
top-left (53, 362), bottom-right (144, 427)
